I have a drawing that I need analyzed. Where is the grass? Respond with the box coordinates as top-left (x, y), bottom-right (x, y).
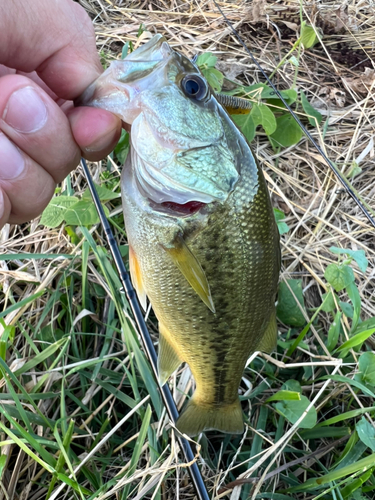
top-left (1, 1), bottom-right (375, 499)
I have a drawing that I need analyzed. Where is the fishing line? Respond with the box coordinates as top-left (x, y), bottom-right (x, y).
top-left (212, 0), bottom-right (375, 230)
top-left (80, 158), bottom-right (210, 500)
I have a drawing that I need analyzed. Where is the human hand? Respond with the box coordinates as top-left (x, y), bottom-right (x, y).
top-left (0, 0), bottom-right (122, 228)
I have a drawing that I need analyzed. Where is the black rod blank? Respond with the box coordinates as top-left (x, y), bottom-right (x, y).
top-left (80, 158), bottom-right (210, 500)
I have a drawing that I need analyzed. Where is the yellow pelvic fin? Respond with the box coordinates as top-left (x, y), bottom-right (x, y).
top-left (129, 245), bottom-right (147, 311)
top-left (163, 236), bottom-right (215, 313)
top-left (157, 323), bottom-right (183, 386)
top-left (176, 396), bottom-right (244, 437)
top-left (256, 308), bottom-right (278, 353)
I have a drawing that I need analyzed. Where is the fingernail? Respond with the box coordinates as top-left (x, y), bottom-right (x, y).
top-left (0, 133), bottom-right (25, 179)
top-left (3, 86), bottom-right (48, 133)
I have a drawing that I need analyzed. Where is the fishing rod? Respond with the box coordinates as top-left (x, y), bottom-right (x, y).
top-left (80, 158), bottom-right (210, 500)
top-left (212, 0), bottom-right (375, 230)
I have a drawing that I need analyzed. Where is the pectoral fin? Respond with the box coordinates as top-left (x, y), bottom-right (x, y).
top-left (158, 323), bottom-right (183, 385)
top-left (129, 245), bottom-right (147, 311)
top-left (163, 236), bottom-right (215, 313)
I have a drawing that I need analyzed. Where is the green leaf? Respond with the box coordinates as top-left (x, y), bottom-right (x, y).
top-left (356, 417), bottom-right (375, 452)
top-left (201, 68), bottom-right (224, 92)
top-left (269, 114), bottom-right (303, 148)
top-left (355, 352), bottom-right (375, 387)
top-left (300, 22), bottom-right (317, 49)
top-left (231, 113), bottom-right (255, 143)
top-left (337, 327), bottom-right (375, 352)
top-left (245, 84), bottom-right (297, 104)
top-left (276, 279), bottom-right (306, 327)
top-left (340, 301), bottom-right (354, 319)
top-left (327, 311), bottom-right (342, 351)
top-left (320, 375), bottom-right (375, 399)
top-left (266, 390), bottom-right (301, 403)
top-left (321, 291), bottom-right (336, 312)
top-left (82, 183), bottom-right (120, 201)
top-left (275, 395), bottom-right (317, 429)
top-left (273, 208), bottom-right (290, 234)
top-left (324, 263), bottom-right (355, 292)
top-left (300, 90), bottom-right (322, 126)
top-left (330, 247), bottom-right (368, 273)
top-left (114, 129), bottom-right (130, 164)
top-left (197, 52), bottom-right (217, 68)
top-left (40, 196), bottom-right (79, 228)
top-left (282, 380), bottom-right (301, 393)
top-left (250, 102), bottom-right (277, 135)
top-left (347, 281), bottom-right (361, 332)
top-left (64, 200), bottom-right (109, 226)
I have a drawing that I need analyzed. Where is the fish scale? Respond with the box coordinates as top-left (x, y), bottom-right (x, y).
top-left (78, 34), bottom-right (280, 436)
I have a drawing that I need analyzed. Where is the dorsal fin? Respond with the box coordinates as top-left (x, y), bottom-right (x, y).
top-left (128, 245), bottom-right (147, 311)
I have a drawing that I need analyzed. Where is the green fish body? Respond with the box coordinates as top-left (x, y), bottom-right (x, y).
top-left (79, 35), bottom-right (280, 436)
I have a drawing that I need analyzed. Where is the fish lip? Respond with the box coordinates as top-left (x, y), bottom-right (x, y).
top-left (148, 200), bottom-right (208, 217)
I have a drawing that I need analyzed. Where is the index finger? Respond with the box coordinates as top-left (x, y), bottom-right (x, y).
top-left (0, 0), bottom-right (102, 99)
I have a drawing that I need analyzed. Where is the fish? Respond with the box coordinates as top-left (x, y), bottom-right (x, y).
top-left (78, 34), bottom-right (281, 436)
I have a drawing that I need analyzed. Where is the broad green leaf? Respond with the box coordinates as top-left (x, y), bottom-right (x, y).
top-left (266, 390), bottom-right (301, 403)
top-left (250, 102), bottom-right (277, 135)
top-left (347, 281), bottom-right (361, 332)
top-left (273, 208), bottom-right (290, 234)
top-left (340, 300), bottom-right (354, 319)
top-left (82, 182), bottom-right (120, 201)
top-left (40, 196), bottom-right (78, 228)
top-left (275, 395), bottom-right (317, 429)
top-left (324, 263), bottom-right (355, 292)
top-left (245, 84), bottom-right (297, 104)
top-left (300, 90), bottom-right (322, 126)
top-left (114, 129), bottom-right (130, 164)
top-left (321, 291), bottom-right (336, 312)
top-left (330, 247), bottom-right (368, 273)
top-left (356, 417), bottom-right (375, 452)
top-left (202, 67), bottom-right (224, 92)
top-left (269, 114), bottom-right (303, 148)
top-left (288, 55), bottom-right (299, 67)
top-left (340, 467), bottom-right (374, 499)
top-left (64, 200), bottom-right (109, 226)
top-left (281, 380), bottom-right (301, 393)
top-left (197, 52), bottom-right (217, 68)
top-left (355, 352), bottom-right (375, 386)
top-left (337, 328), bottom-right (375, 352)
top-left (300, 22), bottom-right (317, 49)
top-left (231, 113), bottom-right (255, 143)
top-left (276, 279), bottom-right (306, 327)
top-left (327, 310), bottom-right (342, 351)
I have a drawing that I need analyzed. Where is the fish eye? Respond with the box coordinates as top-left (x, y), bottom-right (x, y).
top-left (181, 74), bottom-right (208, 100)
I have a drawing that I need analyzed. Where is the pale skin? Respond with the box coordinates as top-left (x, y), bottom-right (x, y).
top-left (0, 0), bottom-right (123, 228)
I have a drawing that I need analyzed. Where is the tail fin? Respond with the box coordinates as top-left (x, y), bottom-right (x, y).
top-left (176, 397), bottom-right (244, 437)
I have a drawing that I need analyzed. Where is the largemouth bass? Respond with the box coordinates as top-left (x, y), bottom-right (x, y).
top-left (78, 35), bottom-right (280, 436)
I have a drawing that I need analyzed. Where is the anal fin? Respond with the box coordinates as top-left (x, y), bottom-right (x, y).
top-left (129, 245), bottom-right (147, 311)
top-left (256, 308), bottom-right (278, 353)
top-left (163, 235), bottom-right (215, 313)
top-left (158, 323), bottom-right (183, 386)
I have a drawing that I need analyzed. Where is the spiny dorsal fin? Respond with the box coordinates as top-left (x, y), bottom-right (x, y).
top-left (163, 235), bottom-right (215, 313)
top-left (129, 245), bottom-right (147, 311)
top-left (157, 323), bottom-right (183, 386)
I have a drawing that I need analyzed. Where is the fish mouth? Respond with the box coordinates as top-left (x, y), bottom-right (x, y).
top-left (151, 200), bottom-right (207, 216)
